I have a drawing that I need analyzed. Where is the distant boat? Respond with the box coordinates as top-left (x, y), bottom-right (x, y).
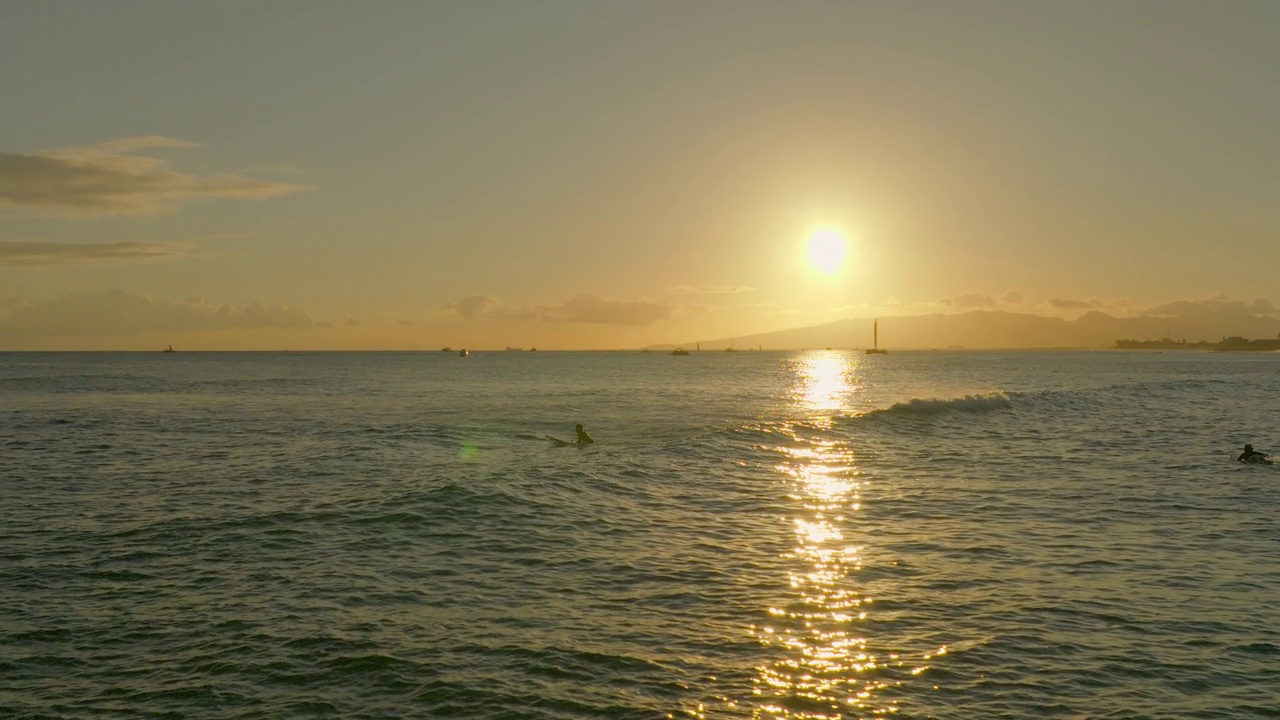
top-left (441, 347), bottom-right (452, 352)
top-left (724, 335), bottom-right (738, 352)
top-left (459, 349), bottom-right (469, 357)
top-left (162, 344), bottom-right (176, 353)
top-left (866, 319), bottom-right (887, 354)
top-left (671, 347), bottom-right (690, 356)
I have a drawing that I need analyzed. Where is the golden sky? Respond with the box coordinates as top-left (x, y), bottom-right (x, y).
top-left (3, 1), bottom-right (1278, 349)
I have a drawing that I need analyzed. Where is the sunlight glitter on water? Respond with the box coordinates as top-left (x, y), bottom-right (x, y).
top-left (751, 352), bottom-right (900, 719)
top-left (9, 352), bottom-right (1277, 719)
top-left (791, 352), bottom-right (861, 415)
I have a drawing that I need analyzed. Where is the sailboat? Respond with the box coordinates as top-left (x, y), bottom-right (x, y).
top-left (162, 344), bottom-right (176, 353)
top-left (865, 319), bottom-right (887, 354)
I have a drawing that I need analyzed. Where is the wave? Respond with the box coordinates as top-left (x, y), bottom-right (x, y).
top-left (844, 379), bottom-right (1201, 423)
top-left (858, 392), bottom-right (1014, 419)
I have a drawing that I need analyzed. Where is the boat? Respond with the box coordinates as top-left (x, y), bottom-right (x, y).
top-left (162, 344), bottom-right (176, 353)
top-left (671, 347), bottom-right (690, 356)
top-left (866, 319), bottom-right (887, 354)
top-left (459, 349), bottom-right (469, 357)
top-left (441, 347), bottom-right (452, 352)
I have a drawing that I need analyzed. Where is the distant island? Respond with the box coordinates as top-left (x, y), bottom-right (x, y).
top-left (1115, 336), bottom-right (1280, 352)
top-left (653, 308), bottom-right (1280, 353)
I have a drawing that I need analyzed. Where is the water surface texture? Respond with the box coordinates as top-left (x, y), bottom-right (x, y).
top-left (3, 351), bottom-right (1278, 719)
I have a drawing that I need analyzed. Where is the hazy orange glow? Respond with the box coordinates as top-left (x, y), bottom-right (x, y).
top-left (3, 4), bottom-right (1278, 350)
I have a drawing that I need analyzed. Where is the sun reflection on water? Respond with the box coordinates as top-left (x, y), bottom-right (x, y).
top-left (750, 352), bottom-right (909, 719)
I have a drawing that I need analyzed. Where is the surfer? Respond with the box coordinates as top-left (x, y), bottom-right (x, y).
top-left (545, 424), bottom-right (596, 446)
top-left (1237, 444), bottom-right (1271, 463)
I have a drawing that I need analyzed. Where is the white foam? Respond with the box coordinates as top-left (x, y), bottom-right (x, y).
top-left (865, 392), bottom-right (1013, 418)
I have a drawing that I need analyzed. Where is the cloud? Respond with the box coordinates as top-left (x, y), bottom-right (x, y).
top-left (1000, 291), bottom-right (1023, 305)
top-left (666, 285), bottom-right (755, 295)
top-left (0, 136), bottom-right (311, 216)
top-left (0, 290), bottom-right (314, 336)
top-left (58, 136), bottom-right (197, 154)
top-left (538, 294), bottom-right (672, 325)
top-left (343, 318), bottom-right (361, 327)
top-left (440, 294), bottom-right (498, 320)
top-left (941, 293), bottom-right (996, 308)
top-left (1049, 297), bottom-right (1095, 310)
top-left (442, 293), bottom-right (673, 326)
top-left (1092, 297), bottom-right (1134, 313)
top-left (830, 303), bottom-right (870, 313)
top-left (1142, 294), bottom-right (1276, 318)
top-left (0, 240), bottom-right (186, 266)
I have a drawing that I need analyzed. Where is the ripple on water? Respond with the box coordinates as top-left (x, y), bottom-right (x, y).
top-left (2, 351), bottom-right (1279, 718)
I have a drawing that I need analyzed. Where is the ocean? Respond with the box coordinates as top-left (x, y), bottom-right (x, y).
top-left (2, 350), bottom-right (1277, 719)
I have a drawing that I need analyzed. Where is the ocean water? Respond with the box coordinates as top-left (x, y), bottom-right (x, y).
top-left (2, 350), bottom-right (1278, 719)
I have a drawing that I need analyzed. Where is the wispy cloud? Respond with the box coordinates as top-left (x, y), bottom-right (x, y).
top-left (0, 241), bottom-right (187, 266)
top-left (0, 290), bottom-right (314, 336)
top-left (1142, 294), bottom-right (1276, 318)
top-left (829, 303), bottom-right (870, 313)
top-left (1048, 297), bottom-right (1095, 310)
top-left (0, 136), bottom-right (312, 216)
top-left (666, 285), bottom-right (755, 295)
top-left (936, 292), bottom-right (1030, 310)
top-left (543, 295), bottom-right (672, 325)
top-left (439, 295), bottom-right (498, 320)
top-left (941, 293), bottom-right (997, 308)
top-left (441, 293), bottom-right (673, 326)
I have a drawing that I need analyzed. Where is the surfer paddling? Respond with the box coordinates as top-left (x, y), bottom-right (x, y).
top-left (545, 423), bottom-right (596, 447)
top-left (1237, 444), bottom-right (1272, 464)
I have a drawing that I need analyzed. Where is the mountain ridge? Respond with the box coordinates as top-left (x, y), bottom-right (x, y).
top-left (656, 308), bottom-right (1280, 351)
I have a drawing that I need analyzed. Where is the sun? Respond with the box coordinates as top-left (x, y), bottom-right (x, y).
top-left (806, 228), bottom-right (849, 276)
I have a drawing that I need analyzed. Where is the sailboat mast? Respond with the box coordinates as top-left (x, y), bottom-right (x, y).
top-left (866, 318), bottom-right (886, 354)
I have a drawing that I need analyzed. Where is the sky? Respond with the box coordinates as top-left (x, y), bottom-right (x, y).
top-left (2, 0), bottom-right (1278, 349)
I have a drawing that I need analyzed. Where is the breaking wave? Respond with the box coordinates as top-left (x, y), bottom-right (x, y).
top-left (858, 392), bottom-right (1014, 419)
top-left (847, 381), bottom-right (1183, 423)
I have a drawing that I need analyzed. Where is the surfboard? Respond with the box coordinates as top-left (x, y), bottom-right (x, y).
top-left (545, 435), bottom-right (575, 447)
